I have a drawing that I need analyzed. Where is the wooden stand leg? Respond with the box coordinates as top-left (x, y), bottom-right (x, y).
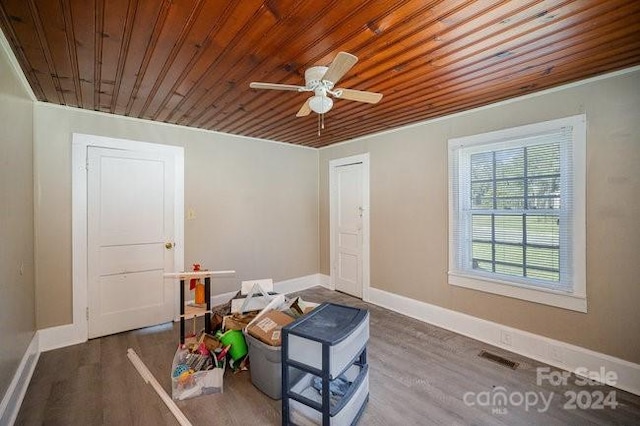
top-left (204, 276), bottom-right (211, 334)
top-left (179, 278), bottom-right (185, 345)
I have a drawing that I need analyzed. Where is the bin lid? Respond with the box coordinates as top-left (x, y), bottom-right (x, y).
top-left (284, 303), bottom-right (368, 345)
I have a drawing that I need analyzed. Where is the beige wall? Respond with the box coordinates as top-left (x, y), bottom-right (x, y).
top-left (34, 105), bottom-right (318, 328)
top-left (0, 40), bottom-right (35, 396)
top-left (319, 70), bottom-right (640, 364)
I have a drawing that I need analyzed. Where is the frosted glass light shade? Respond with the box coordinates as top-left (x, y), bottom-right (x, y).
top-left (309, 95), bottom-right (333, 114)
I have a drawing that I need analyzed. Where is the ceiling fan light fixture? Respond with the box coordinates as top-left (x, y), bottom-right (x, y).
top-left (309, 95), bottom-right (333, 114)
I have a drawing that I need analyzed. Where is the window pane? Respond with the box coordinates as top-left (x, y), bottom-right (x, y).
top-left (528, 177), bottom-right (560, 196)
top-left (526, 268), bottom-right (559, 282)
top-left (496, 179), bottom-right (524, 198)
top-left (528, 197), bottom-right (560, 210)
top-left (526, 216), bottom-right (559, 246)
top-left (471, 182), bottom-right (493, 208)
top-left (496, 198), bottom-right (525, 209)
top-left (495, 148), bottom-right (524, 179)
top-left (472, 215), bottom-right (492, 239)
top-left (473, 260), bottom-right (493, 273)
top-left (527, 144), bottom-right (560, 176)
top-left (495, 243), bottom-right (523, 265)
top-left (495, 263), bottom-right (523, 277)
top-left (528, 176), bottom-right (560, 209)
top-left (494, 215), bottom-right (523, 243)
top-left (527, 246), bottom-right (559, 270)
top-left (471, 152), bottom-right (493, 180)
top-left (496, 179), bottom-right (524, 210)
top-left (472, 242), bottom-right (492, 261)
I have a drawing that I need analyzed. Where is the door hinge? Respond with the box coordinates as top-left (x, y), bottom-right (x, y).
top-left (86, 307), bottom-right (89, 321)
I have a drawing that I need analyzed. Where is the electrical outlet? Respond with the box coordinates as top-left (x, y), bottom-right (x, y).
top-left (19, 261), bottom-right (24, 276)
top-left (187, 208), bottom-right (196, 220)
top-left (500, 330), bottom-right (513, 346)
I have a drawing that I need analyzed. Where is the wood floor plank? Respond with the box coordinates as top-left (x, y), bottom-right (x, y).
top-left (15, 286), bottom-right (640, 425)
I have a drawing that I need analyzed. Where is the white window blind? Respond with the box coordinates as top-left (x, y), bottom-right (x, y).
top-left (448, 115), bottom-right (586, 312)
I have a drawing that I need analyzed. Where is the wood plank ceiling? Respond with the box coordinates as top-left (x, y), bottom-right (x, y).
top-left (1, 1), bottom-right (639, 148)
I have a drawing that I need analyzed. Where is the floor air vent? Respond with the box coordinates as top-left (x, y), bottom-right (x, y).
top-left (478, 350), bottom-right (519, 370)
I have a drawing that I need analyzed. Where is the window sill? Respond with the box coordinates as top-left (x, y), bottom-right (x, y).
top-left (448, 271), bottom-right (587, 313)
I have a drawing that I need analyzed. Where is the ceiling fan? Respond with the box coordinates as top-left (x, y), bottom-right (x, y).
top-left (249, 52), bottom-right (383, 118)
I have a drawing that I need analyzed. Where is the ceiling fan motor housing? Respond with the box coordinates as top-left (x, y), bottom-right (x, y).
top-left (305, 66), bottom-right (334, 89)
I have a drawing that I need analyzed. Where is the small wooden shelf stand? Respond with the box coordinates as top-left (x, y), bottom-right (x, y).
top-left (163, 270), bottom-right (235, 344)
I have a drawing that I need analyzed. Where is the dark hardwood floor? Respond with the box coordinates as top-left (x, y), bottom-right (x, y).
top-left (16, 287), bottom-right (640, 425)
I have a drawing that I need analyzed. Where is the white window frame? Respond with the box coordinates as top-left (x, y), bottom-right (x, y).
top-left (448, 115), bottom-right (586, 312)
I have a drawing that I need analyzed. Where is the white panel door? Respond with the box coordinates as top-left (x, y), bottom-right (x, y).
top-left (334, 163), bottom-right (363, 297)
top-left (87, 147), bottom-right (175, 338)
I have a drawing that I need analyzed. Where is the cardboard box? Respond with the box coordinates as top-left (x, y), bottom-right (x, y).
top-left (200, 333), bottom-right (222, 352)
top-left (247, 310), bottom-right (294, 346)
top-left (223, 312), bottom-right (258, 331)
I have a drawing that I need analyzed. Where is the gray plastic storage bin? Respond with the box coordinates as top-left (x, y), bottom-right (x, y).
top-left (286, 304), bottom-right (369, 379)
top-left (246, 332), bottom-right (283, 399)
top-left (289, 364), bottom-right (369, 426)
top-left (246, 332), bottom-right (304, 399)
top-left (282, 303), bottom-right (370, 425)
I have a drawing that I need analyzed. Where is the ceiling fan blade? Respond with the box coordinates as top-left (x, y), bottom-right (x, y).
top-left (336, 88), bottom-right (383, 104)
top-left (296, 98), bottom-right (311, 117)
top-left (321, 52), bottom-right (358, 84)
top-left (250, 82), bottom-right (304, 91)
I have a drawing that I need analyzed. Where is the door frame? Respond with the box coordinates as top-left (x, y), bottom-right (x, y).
top-left (72, 133), bottom-right (184, 340)
top-left (329, 153), bottom-right (370, 301)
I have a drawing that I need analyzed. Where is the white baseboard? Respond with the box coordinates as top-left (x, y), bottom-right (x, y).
top-left (368, 287), bottom-right (640, 396)
top-left (317, 273), bottom-right (331, 289)
top-left (274, 273), bottom-right (330, 294)
top-left (38, 322), bottom-right (86, 352)
top-left (0, 333), bottom-right (40, 426)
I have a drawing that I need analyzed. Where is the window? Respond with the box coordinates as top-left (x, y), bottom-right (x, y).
top-left (448, 115), bottom-right (586, 312)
